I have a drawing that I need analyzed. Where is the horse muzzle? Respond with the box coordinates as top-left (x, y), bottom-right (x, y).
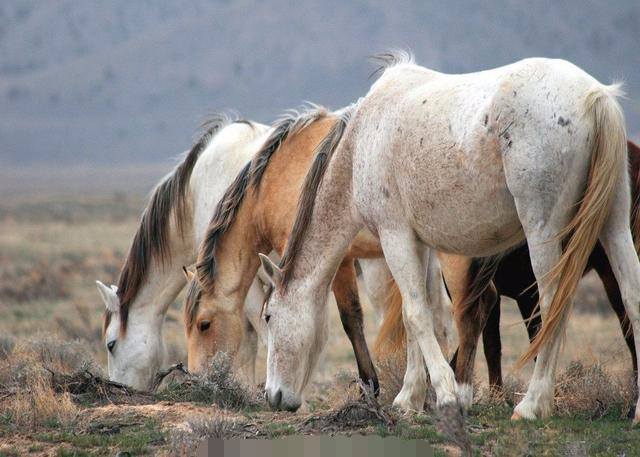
top-left (265, 387), bottom-right (301, 412)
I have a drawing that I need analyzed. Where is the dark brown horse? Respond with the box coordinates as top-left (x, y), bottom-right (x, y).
top-left (452, 140), bottom-right (640, 394)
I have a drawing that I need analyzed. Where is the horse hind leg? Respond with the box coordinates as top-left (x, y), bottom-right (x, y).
top-left (591, 243), bottom-right (638, 380)
top-left (598, 180), bottom-right (640, 423)
top-left (511, 225), bottom-right (566, 419)
top-left (453, 282), bottom-right (498, 403)
top-left (481, 287), bottom-right (503, 390)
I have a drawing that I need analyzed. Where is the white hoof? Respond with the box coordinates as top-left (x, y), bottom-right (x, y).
top-left (393, 389), bottom-right (425, 413)
top-left (513, 396), bottom-right (552, 420)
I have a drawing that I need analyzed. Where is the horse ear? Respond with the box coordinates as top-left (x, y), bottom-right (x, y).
top-left (96, 280), bottom-right (119, 313)
top-left (258, 253), bottom-right (282, 287)
top-left (182, 265), bottom-right (195, 282)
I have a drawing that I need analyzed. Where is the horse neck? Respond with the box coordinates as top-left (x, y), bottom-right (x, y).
top-left (283, 139), bottom-right (362, 295)
top-left (132, 217), bottom-right (195, 318)
top-left (208, 194), bottom-right (266, 314)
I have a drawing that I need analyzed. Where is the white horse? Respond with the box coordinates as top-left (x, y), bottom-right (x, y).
top-left (96, 116), bottom-right (274, 390)
top-left (259, 53), bottom-right (637, 422)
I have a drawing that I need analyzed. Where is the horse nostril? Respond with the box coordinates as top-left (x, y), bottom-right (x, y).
top-left (266, 389), bottom-right (283, 410)
top-left (107, 340), bottom-right (116, 353)
top-left (272, 389), bottom-right (282, 409)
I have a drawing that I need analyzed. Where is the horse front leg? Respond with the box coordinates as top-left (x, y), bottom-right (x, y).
top-left (332, 257), bottom-right (380, 395)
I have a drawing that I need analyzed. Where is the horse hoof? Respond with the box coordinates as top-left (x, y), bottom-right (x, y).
top-left (511, 412), bottom-right (522, 421)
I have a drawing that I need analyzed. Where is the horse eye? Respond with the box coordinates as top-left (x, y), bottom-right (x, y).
top-left (107, 340), bottom-right (116, 353)
top-left (264, 314), bottom-right (271, 324)
top-left (199, 320), bottom-right (211, 332)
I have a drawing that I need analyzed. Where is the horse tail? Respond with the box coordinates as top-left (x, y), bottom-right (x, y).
top-left (517, 83), bottom-right (627, 367)
top-left (458, 254), bottom-right (502, 316)
top-left (374, 280), bottom-right (405, 357)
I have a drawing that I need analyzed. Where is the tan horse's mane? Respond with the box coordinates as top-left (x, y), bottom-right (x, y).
top-left (278, 110), bottom-right (352, 288)
top-left (103, 115), bottom-right (249, 336)
top-left (187, 105), bottom-right (329, 332)
top-left (277, 51), bottom-right (413, 289)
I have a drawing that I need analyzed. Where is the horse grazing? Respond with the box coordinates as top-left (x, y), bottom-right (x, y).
top-left (184, 106), bottom-right (453, 401)
top-left (449, 139), bottom-right (640, 394)
top-left (95, 116), bottom-right (273, 390)
top-left (259, 52), bottom-right (637, 423)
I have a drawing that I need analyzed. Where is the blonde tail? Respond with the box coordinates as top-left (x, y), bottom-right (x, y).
top-left (517, 83), bottom-right (627, 367)
top-left (374, 280), bottom-right (406, 358)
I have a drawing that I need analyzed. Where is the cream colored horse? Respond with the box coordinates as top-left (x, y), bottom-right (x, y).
top-left (260, 53), bottom-right (636, 422)
top-left (96, 117), bottom-right (273, 389)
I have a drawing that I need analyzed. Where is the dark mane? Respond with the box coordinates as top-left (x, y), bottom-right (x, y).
top-left (195, 105), bottom-right (329, 292)
top-left (279, 106), bottom-right (355, 288)
top-left (104, 115), bottom-right (249, 335)
top-left (184, 278), bottom-right (203, 333)
top-left (628, 140), bottom-right (640, 252)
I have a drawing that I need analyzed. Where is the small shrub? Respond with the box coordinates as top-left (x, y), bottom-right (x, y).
top-left (0, 261), bottom-right (70, 302)
top-left (4, 380), bottom-right (78, 427)
top-left (0, 336), bottom-right (99, 427)
top-left (159, 353), bottom-right (260, 409)
top-left (55, 305), bottom-right (101, 343)
top-left (169, 415), bottom-right (237, 456)
top-left (0, 336), bottom-right (15, 359)
top-left (376, 354), bottom-right (406, 406)
top-left (554, 361), bottom-right (631, 418)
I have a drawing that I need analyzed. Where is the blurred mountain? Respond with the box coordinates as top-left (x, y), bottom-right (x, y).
top-left (0, 0), bottom-right (638, 166)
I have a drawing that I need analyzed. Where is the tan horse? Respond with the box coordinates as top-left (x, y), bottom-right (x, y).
top-left (184, 107), bottom-right (387, 394)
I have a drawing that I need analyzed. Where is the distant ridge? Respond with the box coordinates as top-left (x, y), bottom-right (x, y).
top-left (0, 0), bottom-right (638, 165)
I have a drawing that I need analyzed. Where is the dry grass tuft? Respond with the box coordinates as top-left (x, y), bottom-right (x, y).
top-left (169, 414), bottom-right (238, 456)
top-left (4, 380), bottom-right (78, 427)
top-left (475, 375), bottom-right (527, 407)
top-left (375, 353), bottom-right (406, 406)
top-left (160, 352), bottom-right (260, 409)
top-left (55, 304), bottom-right (102, 343)
top-left (0, 336), bottom-right (15, 360)
top-left (554, 361), bottom-right (633, 418)
top-left (0, 261), bottom-right (70, 302)
top-left (300, 379), bottom-right (395, 434)
top-left (0, 336), bottom-right (90, 427)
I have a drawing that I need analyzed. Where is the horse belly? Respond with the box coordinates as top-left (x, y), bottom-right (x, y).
top-left (395, 142), bottom-right (523, 256)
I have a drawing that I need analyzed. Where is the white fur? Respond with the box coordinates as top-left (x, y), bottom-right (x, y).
top-left (97, 120), bottom-right (273, 391)
top-left (357, 258), bottom-right (393, 325)
top-left (263, 57), bottom-right (635, 419)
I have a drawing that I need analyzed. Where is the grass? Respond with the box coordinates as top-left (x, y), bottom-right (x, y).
top-left (32, 420), bottom-right (164, 456)
top-left (2, 191), bottom-right (640, 455)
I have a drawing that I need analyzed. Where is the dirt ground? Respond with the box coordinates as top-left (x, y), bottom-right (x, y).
top-left (1, 188), bottom-right (639, 456)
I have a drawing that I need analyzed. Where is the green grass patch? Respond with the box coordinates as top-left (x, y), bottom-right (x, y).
top-left (263, 422), bottom-right (296, 438)
top-left (0, 447), bottom-right (20, 457)
top-left (32, 420), bottom-right (165, 456)
top-left (467, 404), bottom-right (640, 456)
